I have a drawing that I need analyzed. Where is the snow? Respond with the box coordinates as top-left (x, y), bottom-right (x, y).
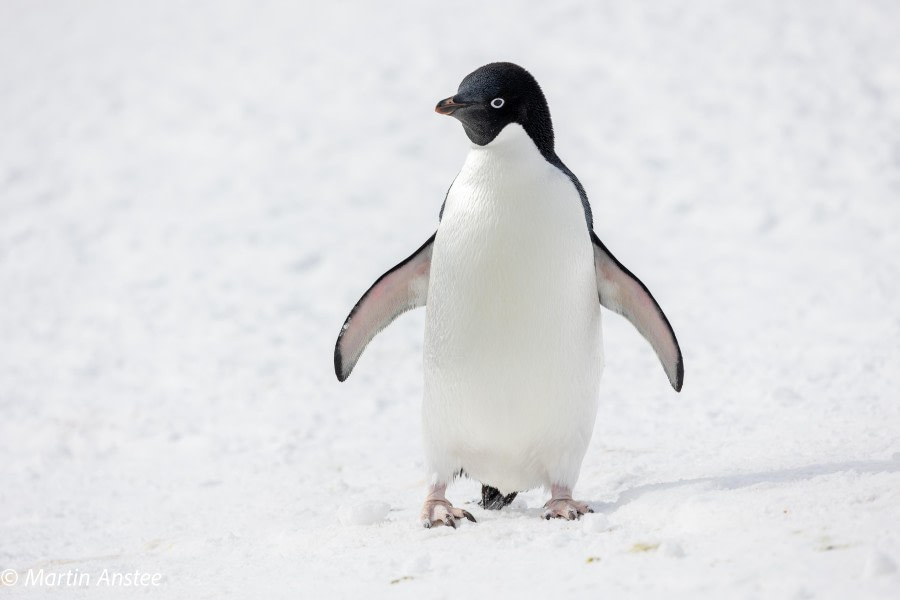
top-left (864, 552), bottom-right (898, 579)
top-left (338, 501), bottom-right (391, 526)
top-left (1, 0), bottom-right (899, 598)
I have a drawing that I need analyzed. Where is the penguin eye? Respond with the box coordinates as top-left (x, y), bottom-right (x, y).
top-left (490, 98), bottom-right (505, 109)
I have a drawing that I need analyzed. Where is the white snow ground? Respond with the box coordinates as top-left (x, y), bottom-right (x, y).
top-left (1, 1), bottom-right (899, 598)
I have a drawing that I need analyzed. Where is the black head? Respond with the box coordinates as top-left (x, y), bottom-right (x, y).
top-left (435, 62), bottom-right (554, 157)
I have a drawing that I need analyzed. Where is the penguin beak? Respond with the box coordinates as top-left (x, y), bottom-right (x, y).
top-left (435, 96), bottom-right (470, 116)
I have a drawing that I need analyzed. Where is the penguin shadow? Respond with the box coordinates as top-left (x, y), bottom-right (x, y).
top-left (588, 454), bottom-right (900, 514)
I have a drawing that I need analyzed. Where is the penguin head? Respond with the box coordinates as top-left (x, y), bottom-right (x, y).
top-left (435, 62), bottom-right (554, 156)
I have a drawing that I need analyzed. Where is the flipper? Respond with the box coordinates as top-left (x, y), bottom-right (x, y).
top-left (334, 233), bottom-right (436, 381)
top-left (591, 231), bottom-right (684, 391)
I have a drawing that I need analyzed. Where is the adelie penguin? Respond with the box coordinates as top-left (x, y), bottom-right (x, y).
top-left (335, 62), bottom-right (683, 528)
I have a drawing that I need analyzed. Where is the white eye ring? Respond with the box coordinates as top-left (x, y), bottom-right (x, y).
top-left (490, 98), bottom-right (505, 109)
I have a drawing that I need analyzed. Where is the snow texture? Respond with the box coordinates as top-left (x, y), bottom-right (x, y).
top-left (1, 1), bottom-right (899, 598)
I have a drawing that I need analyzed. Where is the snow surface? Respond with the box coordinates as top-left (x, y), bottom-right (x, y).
top-left (1, 1), bottom-right (899, 598)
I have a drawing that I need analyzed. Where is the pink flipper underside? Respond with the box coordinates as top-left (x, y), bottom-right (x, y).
top-left (335, 234), bottom-right (435, 381)
top-left (592, 232), bottom-right (683, 391)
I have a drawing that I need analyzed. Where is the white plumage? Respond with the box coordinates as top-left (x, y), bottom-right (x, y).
top-left (423, 123), bottom-right (603, 494)
top-left (335, 62), bottom-right (682, 526)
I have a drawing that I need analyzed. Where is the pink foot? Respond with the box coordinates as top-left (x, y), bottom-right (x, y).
top-left (420, 484), bottom-right (476, 529)
top-left (542, 484), bottom-right (593, 520)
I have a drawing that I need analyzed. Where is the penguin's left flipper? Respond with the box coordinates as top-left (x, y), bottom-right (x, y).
top-left (334, 233), bottom-right (436, 382)
top-left (591, 231), bottom-right (684, 391)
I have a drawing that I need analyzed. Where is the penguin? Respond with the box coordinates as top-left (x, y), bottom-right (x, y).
top-left (334, 62), bottom-right (683, 528)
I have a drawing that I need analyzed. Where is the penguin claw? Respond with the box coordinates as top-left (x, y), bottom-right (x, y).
top-left (542, 497), bottom-right (593, 521)
top-left (420, 499), bottom-right (476, 529)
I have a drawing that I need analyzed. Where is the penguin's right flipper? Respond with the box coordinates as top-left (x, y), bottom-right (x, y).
top-left (334, 233), bottom-right (436, 381)
top-left (591, 231), bottom-right (684, 392)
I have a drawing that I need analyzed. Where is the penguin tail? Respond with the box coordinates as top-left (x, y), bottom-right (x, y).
top-left (480, 485), bottom-right (518, 510)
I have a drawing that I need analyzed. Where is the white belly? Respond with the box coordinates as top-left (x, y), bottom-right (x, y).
top-left (423, 125), bottom-right (603, 493)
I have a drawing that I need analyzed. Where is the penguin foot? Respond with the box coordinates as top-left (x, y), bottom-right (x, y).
top-left (420, 482), bottom-right (476, 529)
top-left (542, 485), bottom-right (593, 520)
top-left (420, 499), bottom-right (476, 529)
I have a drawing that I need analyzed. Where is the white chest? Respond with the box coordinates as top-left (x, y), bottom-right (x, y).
top-left (421, 125), bottom-right (603, 491)
top-left (426, 124), bottom-right (598, 364)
